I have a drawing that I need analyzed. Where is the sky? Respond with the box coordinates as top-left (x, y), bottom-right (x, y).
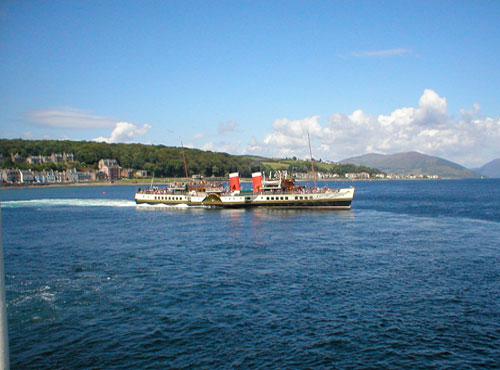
top-left (0, 0), bottom-right (499, 168)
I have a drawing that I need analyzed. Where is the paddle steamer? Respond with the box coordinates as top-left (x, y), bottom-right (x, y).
top-left (136, 134), bottom-right (354, 208)
top-left (134, 172), bottom-right (354, 209)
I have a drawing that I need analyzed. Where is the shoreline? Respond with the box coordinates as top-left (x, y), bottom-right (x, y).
top-left (0, 177), bottom-right (477, 190)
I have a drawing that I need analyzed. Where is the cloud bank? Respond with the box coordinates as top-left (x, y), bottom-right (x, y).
top-left (349, 48), bottom-right (411, 57)
top-left (24, 108), bottom-right (116, 129)
top-left (93, 122), bottom-right (152, 143)
top-left (245, 89), bottom-right (500, 167)
top-left (23, 107), bottom-right (152, 144)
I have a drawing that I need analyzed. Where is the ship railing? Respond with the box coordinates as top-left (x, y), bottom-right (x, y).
top-left (138, 188), bottom-right (187, 195)
top-left (255, 186), bottom-right (337, 195)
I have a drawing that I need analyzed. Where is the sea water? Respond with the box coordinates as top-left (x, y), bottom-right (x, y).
top-left (1, 180), bottom-right (500, 369)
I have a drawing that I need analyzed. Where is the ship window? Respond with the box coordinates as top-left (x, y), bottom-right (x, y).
top-left (246, 197), bottom-right (250, 201)
top-left (299, 196), bottom-right (303, 200)
top-left (280, 197), bottom-right (283, 200)
top-left (295, 196), bottom-right (298, 200)
top-left (285, 197), bottom-right (289, 200)
top-left (266, 197), bottom-right (269, 200)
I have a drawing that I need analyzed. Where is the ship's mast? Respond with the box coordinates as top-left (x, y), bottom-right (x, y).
top-left (181, 139), bottom-right (189, 179)
top-left (307, 131), bottom-right (317, 189)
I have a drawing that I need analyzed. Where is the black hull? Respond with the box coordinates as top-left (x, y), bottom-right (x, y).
top-left (135, 200), bottom-right (352, 209)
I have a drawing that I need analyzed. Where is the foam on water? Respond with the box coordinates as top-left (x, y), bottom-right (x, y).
top-left (1, 198), bottom-right (137, 208)
top-left (136, 202), bottom-right (191, 208)
top-left (1, 198), bottom-right (207, 210)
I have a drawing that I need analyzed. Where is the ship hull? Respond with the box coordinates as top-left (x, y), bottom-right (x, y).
top-left (134, 188), bottom-right (354, 209)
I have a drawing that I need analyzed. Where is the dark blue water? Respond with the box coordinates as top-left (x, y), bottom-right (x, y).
top-left (2, 180), bottom-right (500, 369)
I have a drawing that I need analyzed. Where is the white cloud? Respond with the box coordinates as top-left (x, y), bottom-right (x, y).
top-left (349, 48), bottom-right (411, 57)
top-left (193, 132), bottom-right (206, 140)
top-left (93, 122), bottom-right (152, 143)
top-left (217, 120), bottom-right (239, 134)
top-left (192, 120), bottom-right (240, 143)
top-left (201, 141), bottom-right (244, 154)
top-left (244, 90), bottom-right (500, 167)
top-left (24, 108), bottom-right (116, 129)
top-left (200, 142), bottom-right (214, 151)
top-left (261, 115), bottom-right (324, 156)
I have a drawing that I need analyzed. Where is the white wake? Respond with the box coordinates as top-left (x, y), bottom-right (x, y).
top-left (1, 198), bottom-right (138, 208)
top-left (1, 198), bottom-right (204, 209)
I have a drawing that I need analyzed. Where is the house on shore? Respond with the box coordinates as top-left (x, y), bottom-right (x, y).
top-left (1, 169), bottom-right (20, 184)
top-left (98, 159), bottom-right (121, 181)
top-left (51, 153), bottom-right (64, 163)
top-left (19, 170), bottom-right (35, 184)
top-left (135, 170), bottom-right (148, 178)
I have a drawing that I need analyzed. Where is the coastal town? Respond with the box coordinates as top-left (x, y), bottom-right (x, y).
top-left (1, 151), bottom-right (439, 186)
top-left (1, 152), bottom-right (147, 185)
top-left (293, 171), bottom-right (439, 180)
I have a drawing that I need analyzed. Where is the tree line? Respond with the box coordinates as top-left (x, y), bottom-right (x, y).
top-left (0, 139), bottom-right (382, 178)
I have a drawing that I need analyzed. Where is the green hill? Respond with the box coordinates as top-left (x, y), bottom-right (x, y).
top-left (0, 138), bottom-right (380, 178)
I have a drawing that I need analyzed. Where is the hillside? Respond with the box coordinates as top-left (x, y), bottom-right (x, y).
top-left (0, 138), bottom-right (380, 178)
top-left (474, 159), bottom-right (500, 178)
top-left (340, 151), bottom-right (481, 179)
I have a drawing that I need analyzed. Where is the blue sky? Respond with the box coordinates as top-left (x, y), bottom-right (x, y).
top-left (1, 0), bottom-right (499, 167)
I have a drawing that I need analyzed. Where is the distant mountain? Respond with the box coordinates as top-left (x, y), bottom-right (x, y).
top-left (474, 159), bottom-right (500, 178)
top-left (340, 151), bottom-right (481, 179)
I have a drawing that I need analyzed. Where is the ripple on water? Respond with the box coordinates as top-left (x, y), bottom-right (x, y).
top-left (3, 182), bottom-right (500, 369)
